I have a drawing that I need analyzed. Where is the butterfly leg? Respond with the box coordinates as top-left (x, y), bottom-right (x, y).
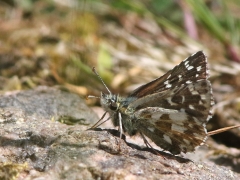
top-left (88, 111), bottom-right (107, 130)
top-left (140, 132), bottom-right (165, 159)
top-left (118, 112), bottom-right (123, 139)
top-left (140, 132), bottom-right (152, 148)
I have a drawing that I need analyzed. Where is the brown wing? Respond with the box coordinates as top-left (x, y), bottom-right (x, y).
top-left (128, 51), bottom-right (208, 98)
top-left (131, 79), bottom-right (214, 154)
top-left (134, 103), bottom-right (209, 154)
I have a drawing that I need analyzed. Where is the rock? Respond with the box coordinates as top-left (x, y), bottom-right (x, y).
top-left (0, 86), bottom-right (239, 180)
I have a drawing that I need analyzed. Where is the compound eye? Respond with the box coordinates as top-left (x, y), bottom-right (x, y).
top-left (110, 101), bottom-right (118, 110)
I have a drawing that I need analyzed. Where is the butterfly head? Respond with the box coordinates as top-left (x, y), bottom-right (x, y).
top-left (88, 67), bottom-right (120, 112)
top-left (101, 92), bottom-right (119, 111)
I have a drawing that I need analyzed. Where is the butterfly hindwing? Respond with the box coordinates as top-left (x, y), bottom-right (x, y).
top-left (133, 81), bottom-right (212, 154)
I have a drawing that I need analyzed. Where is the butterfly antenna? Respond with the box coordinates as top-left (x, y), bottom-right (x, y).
top-left (86, 95), bottom-right (100, 100)
top-left (92, 67), bottom-right (112, 95)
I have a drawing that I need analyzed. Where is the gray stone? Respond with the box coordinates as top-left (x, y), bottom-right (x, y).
top-left (0, 86), bottom-right (239, 180)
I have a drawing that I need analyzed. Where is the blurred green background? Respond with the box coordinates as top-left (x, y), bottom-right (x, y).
top-left (0, 0), bottom-right (240, 104)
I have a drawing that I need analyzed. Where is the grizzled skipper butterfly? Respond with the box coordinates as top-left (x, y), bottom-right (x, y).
top-left (88, 51), bottom-right (239, 155)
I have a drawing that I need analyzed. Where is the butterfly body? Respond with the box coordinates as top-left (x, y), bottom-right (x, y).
top-left (98, 51), bottom-right (214, 155)
top-left (100, 93), bottom-right (138, 136)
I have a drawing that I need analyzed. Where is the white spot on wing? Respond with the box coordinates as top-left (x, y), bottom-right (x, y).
top-left (148, 127), bottom-right (155, 132)
top-left (187, 66), bottom-right (194, 70)
top-left (207, 114), bottom-right (212, 121)
top-left (188, 123), bottom-right (193, 128)
top-left (169, 112), bottom-right (187, 121)
top-left (164, 80), bottom-right (172, 88)
top-left (193, 133), bottom-right (203, 137)
top-left (166, 84), bottom-right (172, 88)
top-left (163, 134), bottom-right (172, 145)
top-left (183, 139), bottom-right (190, 145)
top-left (151, 113), bottom-right (162, 120)
top-left (164, 80), bottom-right (169, 85)
top-left (181, 96), bottom-right (185, 103)
top-left (197, 66), bottom-right (202, 71)
top-left (188, 84), bottom-right (194, 91)
top-left (186, 80), bottom-right (192, 84)
top-left (189, 105), bottom-right (195, 109)
top-left (200, 95), bottom-right (206, 100)
top-left (191, 90), bottom-right (199, 95)
top-left (171, 124), bottom-right (187, 133)
top-left (203, 123), bottom-right (207, 133)
top-left (193, 117), bottom-right (201, 125)
top-left (211, 100), bottom-right (215, 105)
top-left (178, 75), bottom-right (182, 81)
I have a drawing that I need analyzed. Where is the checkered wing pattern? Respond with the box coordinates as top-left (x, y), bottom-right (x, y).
top-left (127, 51), bottom-right (214, 154)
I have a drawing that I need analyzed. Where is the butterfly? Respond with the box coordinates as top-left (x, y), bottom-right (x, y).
top-left (89, 51), bottom-right (214, 155)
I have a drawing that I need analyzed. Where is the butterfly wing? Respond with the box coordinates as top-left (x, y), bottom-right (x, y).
top-left (126, 51), bottom-right (214, 154)
top-left (133, 80), bottom-right (213, 154)
top-left (128, 51), bottom-right (209, 100)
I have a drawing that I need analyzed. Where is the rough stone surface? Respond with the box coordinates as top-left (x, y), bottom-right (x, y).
top-left (0, 86), bottom-right (240, 180)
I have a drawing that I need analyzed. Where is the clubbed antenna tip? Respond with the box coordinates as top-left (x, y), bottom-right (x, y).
top-left (86, 95), bottom-right (100, 100)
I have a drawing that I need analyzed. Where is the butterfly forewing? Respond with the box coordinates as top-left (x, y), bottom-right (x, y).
top-left (128, 51), bottom-right (208, 99)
